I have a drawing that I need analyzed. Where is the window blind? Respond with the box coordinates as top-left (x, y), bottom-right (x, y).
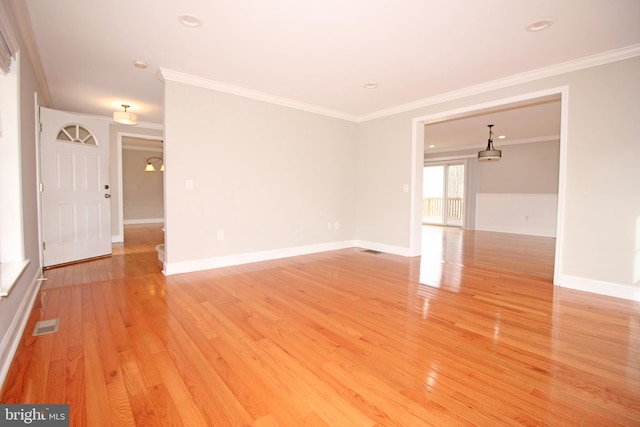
top-left (0, 30), bottom-right (13, 74)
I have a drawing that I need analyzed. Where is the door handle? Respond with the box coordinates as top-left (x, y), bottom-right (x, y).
top-left (104, 194), bottom-right (111, 198)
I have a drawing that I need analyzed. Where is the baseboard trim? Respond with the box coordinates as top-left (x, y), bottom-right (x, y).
top-left (556, 274), bottom-right (640, 301)
top-left (352, 240), bottom-right (412, 257)
top-left (0, 269), bottom-right (43, 389)
top-left (163, 240), bottom-right (411, 276)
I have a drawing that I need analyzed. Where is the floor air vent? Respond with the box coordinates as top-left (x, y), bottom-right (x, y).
top-left (362, 249), bottom-right (383, 255)
top-left (33, 318), bottom-right (59, 336)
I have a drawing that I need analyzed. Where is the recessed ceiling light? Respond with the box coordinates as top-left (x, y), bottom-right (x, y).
top-left (428, 144), bottom-right (435, 148)
top-left (178, 14), bottom-right (202, 27)
top-left (526, 19), bottom-right (552, 32)
top-left (498, 135), bottom-right (506, 139)
top-left (133, 60), bottom-right (148, 69)
top-left (363, 82), bottom-right (378, 89)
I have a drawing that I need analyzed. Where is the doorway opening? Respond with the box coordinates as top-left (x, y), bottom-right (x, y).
top-left (409, 87), bottom-right (568, 287)
top-left (423, 163), bottom-right (464, 227)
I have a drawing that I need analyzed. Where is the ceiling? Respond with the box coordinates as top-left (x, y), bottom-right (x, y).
top-left (424, 95), bottom-right (561, 152)
top-left (21, 0), bottom-right (640, 134)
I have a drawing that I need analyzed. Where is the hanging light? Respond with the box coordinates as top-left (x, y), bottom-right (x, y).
top-left (144, 156), bottom-right (164, 172)
top-left (113, 104), bottom-right (138, 125)
top-left (478, 124), bottom-right (501, 162)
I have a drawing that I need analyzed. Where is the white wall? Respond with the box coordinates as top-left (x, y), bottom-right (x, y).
top-left (0, 0), bottom-right (46, 386)
top-left (357, 56), bottom-right (640, 299)
top-left (475, 140), bottom-right (560, 236)
top-left (163, 80), bottom-right (357, 273)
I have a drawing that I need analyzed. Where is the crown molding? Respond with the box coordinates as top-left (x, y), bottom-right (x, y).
top-left (158, 68), bottom-right (359, 122)
top-left (160, 44), bottom-right (639, 124)
top-left (358, 44), bottom-right (640, 122)
top-left (425, 134), bottom-right (560, 155)
top-left (9, 0), bottom-right (53, 108)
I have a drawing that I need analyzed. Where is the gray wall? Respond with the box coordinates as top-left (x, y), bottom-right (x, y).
top-left (357, 56), bottom-right (640, 296)
top-left (163, 56), bottom-right (640, 297)
top-left (122, 148), bottom-right (164, 222)
top-left (164, 81), bottom-right (357, 267)
top-left (477, 141), bottom-right (559, 194)
top-left (109, 124), bottom-right (163, 240)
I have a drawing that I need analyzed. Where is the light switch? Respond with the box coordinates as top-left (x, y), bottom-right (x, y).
top-left (186, 179), bottom-right (194, 190)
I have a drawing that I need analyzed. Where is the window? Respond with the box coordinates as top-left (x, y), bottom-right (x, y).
top-left (0, 53), bottom-right (28, 298)
top-left (57, 124), bottom-right (98, 145)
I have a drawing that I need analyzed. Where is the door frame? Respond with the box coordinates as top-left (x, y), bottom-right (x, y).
top-left (114, 131), bottom-right (164, 242)
top-left (409, 86), bottom-right (569, 286)
top-left (422, 161), bottom-right (466, 227)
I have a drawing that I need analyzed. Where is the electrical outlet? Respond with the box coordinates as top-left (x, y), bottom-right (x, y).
top-left (334, 221), bottom-right (340, 230)
top-left (327, 222), bottom-right (333, 230)
top-left (217, 230), bottom-right (224, 240)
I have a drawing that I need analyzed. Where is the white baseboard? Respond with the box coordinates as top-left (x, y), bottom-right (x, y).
top-left (163, 240), bottom-right (410, 276)
top-left (0, 269), bottom-right (43, 389)
top-left (556, 274), bottom-right (640, 301)
top-left (112, 234), bottom-right (123, 243)
top-left (352, 240), bottom-right (411, 257)
top-left (123, 218), bottom-right (164, 225)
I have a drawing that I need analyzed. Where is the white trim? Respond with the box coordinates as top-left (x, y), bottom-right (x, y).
top-left (0, 259), bottom-right (29, 297)
top-left (157, 45), bottom-right (639, 123)
top-left (158, 68), bottom-right (358, 122)
top-left (553, 90), bottom-right (570, 288)
top-left (0, 269), bottom-right (42, 389)
top-left (557, 274), bottom-right (640, 301)
top-left (352, 241), bottom-right (411, 257)
top-left (164, 241), bottom-right (356, 275)
top-left (425, 154), bottom-right (476, 163)
top-left (425, 134), bottom-right (560, 155)
top-left (123, 218), bottom-right (164, 225)
top-left (360, 44), bottom-right (640, 122)
top-left (122, 145), bottom-right (162, 152)
top-left (162, 240), bottom-right (409, 276)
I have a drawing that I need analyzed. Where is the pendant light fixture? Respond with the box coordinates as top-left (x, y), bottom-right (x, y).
top-left (478, 124), bottom-right (501, 162)
top-left (113, 104), bottom-right (138, 125)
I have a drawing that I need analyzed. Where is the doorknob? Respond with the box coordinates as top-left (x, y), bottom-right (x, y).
top-left (104, 194), bottom-right (111, 198)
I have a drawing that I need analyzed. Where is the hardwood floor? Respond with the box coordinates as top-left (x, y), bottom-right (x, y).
top-left (1, 224), bottom-right (639, 426)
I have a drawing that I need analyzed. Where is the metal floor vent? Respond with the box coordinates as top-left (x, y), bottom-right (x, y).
top-left (33, 318), bottom-right (59, 336)
top-left (362, 249), bottom-right (383, 255)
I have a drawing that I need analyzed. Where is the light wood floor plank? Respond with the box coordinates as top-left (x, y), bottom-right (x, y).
top-left (1, 224), bottom-right (639, 426)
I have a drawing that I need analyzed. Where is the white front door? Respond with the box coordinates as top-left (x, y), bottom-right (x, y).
top-left (41, 107), bottom-right (112, 267)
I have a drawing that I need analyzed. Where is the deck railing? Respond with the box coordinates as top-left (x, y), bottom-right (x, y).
top-left (423, 197), bottom-right (463, 224)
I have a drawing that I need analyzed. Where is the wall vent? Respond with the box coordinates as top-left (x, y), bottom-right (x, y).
top-left (362, 249), bottom-right (383, 255)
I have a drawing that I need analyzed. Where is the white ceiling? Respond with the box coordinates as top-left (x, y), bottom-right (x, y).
top-left (424, 95), bottom-right (561, 152)
top-left (22, 0), bottom-right (640, 136)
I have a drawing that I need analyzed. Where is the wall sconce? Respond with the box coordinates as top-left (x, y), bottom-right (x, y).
top-left (144, 156), bottom-right (164, 172)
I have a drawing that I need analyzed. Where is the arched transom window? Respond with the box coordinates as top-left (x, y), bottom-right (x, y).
top-left (56, 124), bottom-right (98, 146)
